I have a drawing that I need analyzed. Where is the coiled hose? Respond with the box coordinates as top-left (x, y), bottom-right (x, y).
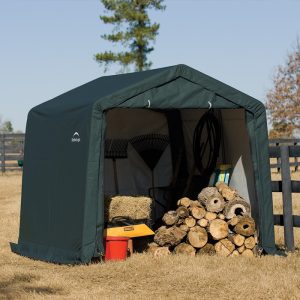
top-left (193, 110), bottom-right (221, 181)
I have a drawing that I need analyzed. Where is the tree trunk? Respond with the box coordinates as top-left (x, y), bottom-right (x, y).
top-left (230, 250), bottom-right (240, 257)
top-left (147, 242), bottom-right (159, 254)
top-left (244, 236), bottom-right (256, 249)
top-left (237, 245), bottom-right (245, 254)
top-left (214, 238), bottom-right (235, 256)
top-left (162, 211), bottom-right (179, 226)
top-left (227, 216), bottom-right (240, 226)
top-left (174, 243), bottom-right (196, 256)
top-left (198, 187), bottom-right (225, 213)
top-left (154, 226), bottom-right (187, 247)
top-left (234, 216), bottom-right (255, 237)
top-left (187, 226), bottom-right (208, 248)
top-left (228, 234), bottom-right (245, 247)
top-left (218, 213), bottom-right (225, 220)
top-left (241, 249), bottom-right (254, 257)
top-left (223, 199), bottom-right (250, 219)
top-left (176, 206), bottom-right (189, 218)
top-left (197, 243), bottom-right (216, 256)
top-left (153, 247), bottom-right (171, 257)
top-left (190, 206), bottom-right (206, 219)
top-left (177, 197), bottom-right (191, 208)
top-left (197, 218), bottom-right (208, 228)
top-left (205, 212), bottom-right (217, 221)
top-left (176, 218), bottom-right (184, 225)
top-left (184, 217), bottom-right (196, 228)
top-left (209, 219), bottom-right (229, 240)
top-left (179, 224), bottom-right (189, 232)
top-left (189, 200), bottom-right (202, 207)
top-left (215, 182), bottom-right (238, 201)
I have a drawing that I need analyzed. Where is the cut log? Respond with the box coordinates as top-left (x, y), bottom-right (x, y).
top-left (205, 212), bottom-right (217, 221)
top-left (197, 243), bottom-right (216, 256)
top-left (174, 243), bottom-right (196, 256)
top-left (176, 218), bottom-right (184, 225)
top-left (223, 199), bottom-right (250, 219)
top-left (162, 211), bottom-right (179, 226)
top-left (153, 247), bottom-right (171, 257)
top-left (234, 216), bottom-right (255, 237)
top-left (214, 238), bottom-right (235, 256)
top-left (228, 234), bottom-right (245, 247)
top-left (241, 249), bottom-right (254, 257)
top-left (190, 206), bottom-right (206, 219)
top-left (154, 226), bottom-right (187, 247)
top-left (184, 217), bottom-right (196, 228)
top-left (147, 242), bottom-right (159, 254)
top-left (218, 213), bottom-right (225, 220)
top-left (177, 197), bottom-right (191, 208)
top-left (244, 236), bottom-right (256, 249)
top-left (237, 245), bottom-right (245, 254)
top-left (227, 216), bottom-right (240, 226)
top-left (198, 187), bottom-right (225, 213)
top-left (189, 200), bottom-right (202, 207)
top-left (209, 219), bottom-right (229, 240)
top-left (176, 206), bottom-right (189, 218)
top-left (179, 224), bottom-right (189, 232)
top-left (197, 218), bottom-right (208, 228)
top-left (230, 250), bottom-right (240, 257)
top-left (215, 182), bottom-right (238, 201)
top-left (187, 226), bottom-right (208, 248)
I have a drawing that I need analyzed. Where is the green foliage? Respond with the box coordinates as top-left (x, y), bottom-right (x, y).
top-left (0, 120), bottom-right (13, 133)
top-left (95, 0), bottom-right (165, 72)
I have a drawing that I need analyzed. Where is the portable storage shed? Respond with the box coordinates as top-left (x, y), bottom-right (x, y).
top-left (12, 64), bottom-right (276, 263)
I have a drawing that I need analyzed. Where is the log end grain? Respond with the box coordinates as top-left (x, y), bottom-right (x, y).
top-left (174, 243), bottom-right (196, 256)
top-left (209, 219), bottom-right (229, 240)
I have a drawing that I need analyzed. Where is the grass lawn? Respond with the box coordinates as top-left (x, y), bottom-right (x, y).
top-left (0, 171), bottom-right (300, 299)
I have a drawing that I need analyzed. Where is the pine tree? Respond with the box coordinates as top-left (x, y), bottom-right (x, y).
top-left (266, 39), bottom-right (300, 137)
top-left (95, 0), bottom-right (165, 72)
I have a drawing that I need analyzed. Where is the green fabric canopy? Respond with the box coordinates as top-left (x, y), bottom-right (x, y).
top-left (11, 64), bottom-right (276, 263)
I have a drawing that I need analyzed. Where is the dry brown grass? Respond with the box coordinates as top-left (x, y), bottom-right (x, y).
top-left (1, 171), bottom-right (300, 299)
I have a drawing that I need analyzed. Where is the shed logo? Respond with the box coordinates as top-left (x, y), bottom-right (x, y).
top-left (71, 132), bottom-right (81, 143)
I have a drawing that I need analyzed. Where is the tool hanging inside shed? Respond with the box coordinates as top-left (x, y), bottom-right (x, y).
top-left (184, 109), bottom-right (222, 197)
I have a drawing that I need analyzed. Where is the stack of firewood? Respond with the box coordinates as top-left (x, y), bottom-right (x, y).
top-left (148, 182), bottom-right (258, 257)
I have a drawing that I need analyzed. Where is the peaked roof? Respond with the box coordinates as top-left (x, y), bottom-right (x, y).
top-left (32, 64), bottom-right (264, 116)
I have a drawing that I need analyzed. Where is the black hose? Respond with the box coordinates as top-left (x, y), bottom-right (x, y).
top-left (193, 110), bottom-right (221, 180)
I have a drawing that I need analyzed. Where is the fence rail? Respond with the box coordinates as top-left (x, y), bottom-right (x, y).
top-left (269, 139), bottom-right (300, 252)
top-left (0, 133), bottom-right (24, 172)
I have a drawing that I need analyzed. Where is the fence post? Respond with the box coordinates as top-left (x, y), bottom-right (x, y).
top-left (294, 141), bottom-right (298, 172)
top-left (280, 145), bottom-right (295, 252)
top-left (1, 134), bottom-right (5, 173)
top-left (276, 142), bottom-right (280, 173)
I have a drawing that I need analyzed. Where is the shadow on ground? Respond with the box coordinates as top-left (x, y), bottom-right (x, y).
top-left (0, 273), bottom-right (64, 299)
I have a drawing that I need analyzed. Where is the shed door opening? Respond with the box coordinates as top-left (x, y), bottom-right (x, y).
top-left (104, 108), bottom-right (257, 225)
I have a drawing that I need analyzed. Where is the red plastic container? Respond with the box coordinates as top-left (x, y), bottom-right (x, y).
top-left (104, 236), bottom-right (129, 261)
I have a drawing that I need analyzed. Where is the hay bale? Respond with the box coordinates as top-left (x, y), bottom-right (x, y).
top-left (105, 195), bottom-right (153, 222)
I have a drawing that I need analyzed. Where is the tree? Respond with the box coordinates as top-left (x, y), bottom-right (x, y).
top-left (266, 39), bottom-right (300, 138)
top-left (95, 0), bottom-right (165, 72)
top-left (0, 119), bottom-right (13, 133)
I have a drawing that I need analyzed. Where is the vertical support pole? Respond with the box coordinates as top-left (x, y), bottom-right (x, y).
top-left (276, 142), bottom-right (280, 173)
top-left (280, 145), bottom-right (295, 252)
top-left (294, 142), bottom-right (298, 172)
top-left (1, 134), bottom-right (5, 173)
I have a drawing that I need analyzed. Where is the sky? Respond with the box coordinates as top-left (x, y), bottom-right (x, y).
top-left (0, 0), bottom-right (300, 132)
